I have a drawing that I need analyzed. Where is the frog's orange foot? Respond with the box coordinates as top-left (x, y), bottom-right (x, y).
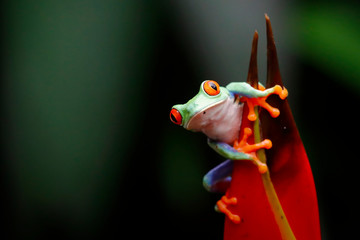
top-left (234, 128), bottom-right (272, 153)
top-left (241, 85), bottom-right (287, 121)
top-left (233, 127), bottom-right (270, 174)
top-left (216, 196), bottom-right (241, 224)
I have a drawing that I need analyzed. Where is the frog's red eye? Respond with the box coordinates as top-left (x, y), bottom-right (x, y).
top-left (203, 80), bottom-right (220, 96)
top-left (170, 108), bottom-right (182, 125)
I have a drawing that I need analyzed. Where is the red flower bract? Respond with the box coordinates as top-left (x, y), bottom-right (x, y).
top-left (223, 15), bottom-right (321, 240)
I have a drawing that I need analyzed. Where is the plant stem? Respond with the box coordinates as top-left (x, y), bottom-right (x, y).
top-left (253, 107), bottom-right (296, 240)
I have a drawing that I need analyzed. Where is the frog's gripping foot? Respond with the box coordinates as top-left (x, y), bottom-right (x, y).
top-left (215, 196), bottom-right (241, 224)
top-left (233, 127), bottom-right (270, 174)
top-left (241, 85), bottom-right (288, 121)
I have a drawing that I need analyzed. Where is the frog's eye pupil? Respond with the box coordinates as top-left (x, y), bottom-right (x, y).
top-left (203, 80), bottom-right (220, 96)
top-left (170, 113), bottom-right (177, 122)
top-left (210, 82), bottom-right (217, 91)
top-left (170, 108), bottom-right (182, 125)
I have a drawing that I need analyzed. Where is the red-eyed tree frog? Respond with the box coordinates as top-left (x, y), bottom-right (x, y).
top-left (170, 80), bottom-right (287, 219)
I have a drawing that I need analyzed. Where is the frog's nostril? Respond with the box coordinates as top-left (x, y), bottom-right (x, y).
top-left (170, 108), bottom-right (182, 125)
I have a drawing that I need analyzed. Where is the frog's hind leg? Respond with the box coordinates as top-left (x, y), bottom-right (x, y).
top-left (203, 159), bottom-right (241, 223)
top-left (203, 159), bottom-right (233, 193)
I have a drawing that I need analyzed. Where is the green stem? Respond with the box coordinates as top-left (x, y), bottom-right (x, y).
top-left (253, 107), bottom-right (296, 240)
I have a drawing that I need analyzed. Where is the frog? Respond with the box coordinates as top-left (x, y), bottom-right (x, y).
top-left (169, 80), bottom-right (288, 222)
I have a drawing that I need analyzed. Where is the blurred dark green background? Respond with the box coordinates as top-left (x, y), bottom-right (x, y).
top-left (1, 1), bottom-right (359, 239)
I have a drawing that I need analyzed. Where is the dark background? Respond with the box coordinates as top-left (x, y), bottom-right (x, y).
top-left (1, 1), bottom-right (359, 239)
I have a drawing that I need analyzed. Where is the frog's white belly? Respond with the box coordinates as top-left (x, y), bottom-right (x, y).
top-left (186, 97), bottom-right (243, 144)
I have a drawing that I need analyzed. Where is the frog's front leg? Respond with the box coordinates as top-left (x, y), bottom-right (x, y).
top-left (207, 139), bottom-right (253, 161)
top-left (226, 82), bottom-right (288, 121)
top-left (226, 82), bottom-right (277, 99)
top-left (207, 129), bottom-right (270, 174)
top-left (233, 127), bottom-right (271, 174)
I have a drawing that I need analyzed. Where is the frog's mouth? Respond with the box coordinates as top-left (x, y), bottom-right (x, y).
top-left (184, 99), bottom-right (227, 130)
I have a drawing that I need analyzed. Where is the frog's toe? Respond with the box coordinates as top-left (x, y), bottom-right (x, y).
top-left (273, 85), bottom-right (288, 99)
top-left (269, 107), bottom-right (280, 118)
top-left (257, 162), bottom-right (268, 174)
top-left (263, 139), bottom-right (272, 149)
top-left (229, 214), bottom-right (241, 224)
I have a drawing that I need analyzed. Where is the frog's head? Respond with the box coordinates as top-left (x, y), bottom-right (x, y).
top-left (170, 80), bottom-right (230, 130)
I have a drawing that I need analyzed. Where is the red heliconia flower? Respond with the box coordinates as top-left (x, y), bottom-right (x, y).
top-left (223, 15), bottom-right (321, 240)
